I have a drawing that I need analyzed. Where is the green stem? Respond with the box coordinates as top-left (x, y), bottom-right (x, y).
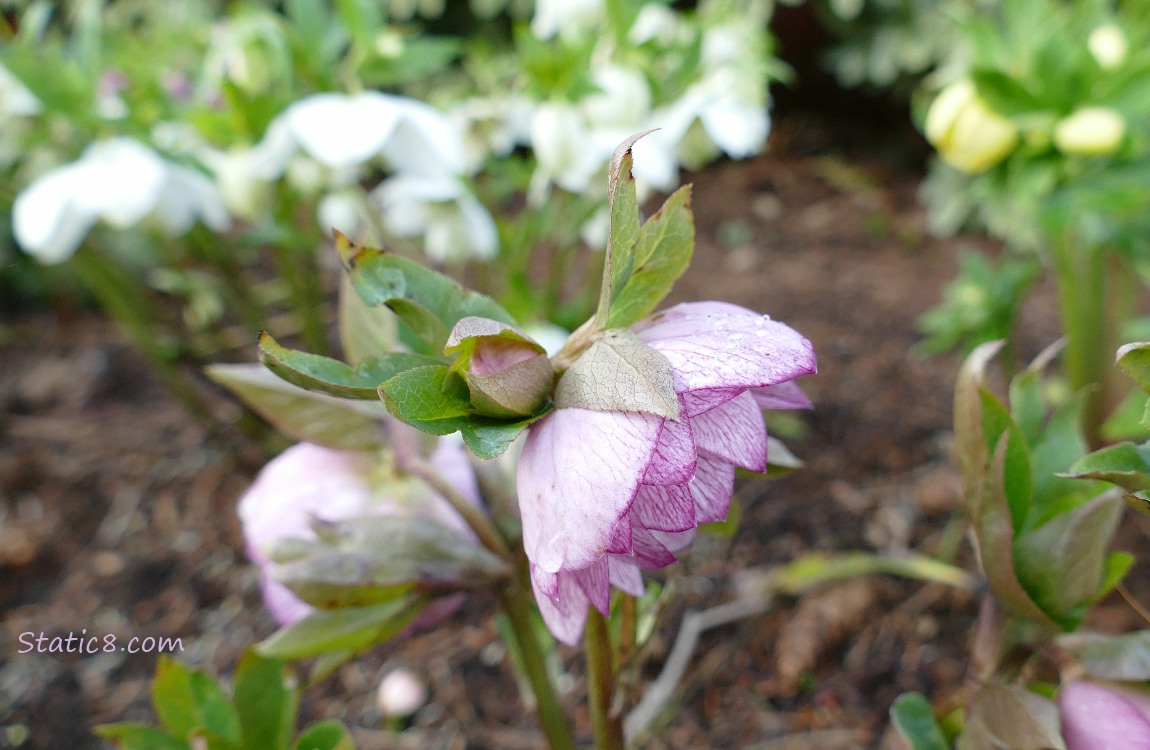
top-left (585, 607), bottom-right (625, 750)
top-left (1052, 236), bottom-right (1108, 447)
top-left (496, 560), bottom-right (577, 750)
top-left (70, 247), bottom-right (218, 430)
top-left (186, 226), bottom-right (267, 338)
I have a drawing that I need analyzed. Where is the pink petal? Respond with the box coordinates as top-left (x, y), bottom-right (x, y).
top-left (654, 528), bottom-right (696, 553)
top-left (608, 557), bottom-right (645, 596)
top-left (606, 518), bottom-right (634, 554)
top-left (751, 381), bottom-right (812, 410)
top-left (261, 573), bottom-right (311, 626)
top-left (632, 483), bottom-right (697, 532)
top-left (634, 301), bottom-right (816, 394)
top-left (1059, 681), bottom-right (1150, 750)
top-left (530, 564), bottom-right (590, 647)
top-left (642, 408), bottom-right (696, 485)
top-left (629, 527), bottom-right (678, 569)
top-left (574, 557), bottom-right (611, 615)
top-left (681, 387), bottom-right (743, 417)
top-left (518, 408), bottom-right (662, 573)
top-left (691, 391), bottom-right (767, 472)
top-left (690, 454), bottom-right (736, 524)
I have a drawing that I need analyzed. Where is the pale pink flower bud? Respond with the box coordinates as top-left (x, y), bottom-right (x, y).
top-left (377, 668), bottom-right (427, 718)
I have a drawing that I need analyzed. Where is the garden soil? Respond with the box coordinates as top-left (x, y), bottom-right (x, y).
top-left (3, 98), bottom-right (1149, 750)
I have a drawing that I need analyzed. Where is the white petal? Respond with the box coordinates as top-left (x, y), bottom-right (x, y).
top-left (382, 96), bottom-right (467, 176)
top-left (77, 138), bottom-right (167, 227)
top-left (700, 100), bottom-right (769, 159)
top-left (13, 164), bottom-right (97, 263)
top-left (518, 407), bottom-right (662, 573)
top-left (285, 92), bottom-right (402, 169)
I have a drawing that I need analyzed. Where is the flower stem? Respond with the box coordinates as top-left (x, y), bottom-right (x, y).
top-left (497, 560), bottom-right (577, 750)
top-left (1052, 236), bottom-right (1109, 448)
top-left (585, 607), bottom-right (625, 750)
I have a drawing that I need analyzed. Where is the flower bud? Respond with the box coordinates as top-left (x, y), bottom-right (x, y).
top-left (1088, 24), bottom-right (1128, 69)
top-left (377, 668), bottom-right (427, 718)
top-left (1058, 680), bottom-right (1150, 750)
top-left (1054, 107), bottom-right (1126, 155)
top-left (924, 80), bottom-right (1018, 173)
top-left (445, 317), bottom-right (554, 418)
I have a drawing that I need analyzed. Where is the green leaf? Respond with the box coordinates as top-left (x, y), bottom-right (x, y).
top-left (337, 273), bottom-right (397, 366)
top-left (233, 649), bottom-right (297, 750)
top-left (259, 333), bottom-right (381, 400)
top-left (956, 683), bottom-right (1066, 750)
top-left (1096, 551), bottom-right (1135, 602)
top-left (1058, 630), bottom-right (1150, 681)
top-left (335, 231), bottom-right (514, 353)
top-left (553, 329), bottom-right (679, 417)
top-left (93, 723), bottom-right (185, 750)
top-left (293, 720), bottom-right (357, 750)
top-left (1014, 493), bottom-right (1123, 624)
top-left (889, 693), bottom-right (949, 750)
top-left (257, 597), bottom-right (424, 661)
top-left (151, 657), bottom-right (200, 740)
top-left (1118, 342), bottom-right (1150, 395)
top-left (596, 132), bottom-right (648, 328)
top-left (971, 69), bottom-right (1042, 116)
top-left (356, 352), bottom-right (448, 385)
top-left (1064, 441), bottom-right (1150, 494)
top-left (206, 364), bottom-right (388, 451)
top-left (979, 390), bottom-right (1032, 532)
top-left (460, 417), bottom-right (538, 459)
top-left (379, 365), bottom-right (473, 433)
top-left (190, 671), bottom-right (242, 744)
top-left (607, 185), bottom-right (695, 328)
top-left (976, 438), bottom-right (1058, 628)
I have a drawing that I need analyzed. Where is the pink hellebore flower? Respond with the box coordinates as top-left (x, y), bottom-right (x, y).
top-left (1058, 680), bottom-right (1150, 750)
top-left (238, 439), bottom-right (480, 627)
top-left (518, 301), bottom-right (816, 644)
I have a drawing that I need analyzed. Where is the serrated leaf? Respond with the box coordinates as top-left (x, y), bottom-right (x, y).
top-left (355, 352), bottom-right (448, 385)
top-left (889, 693), bottom-right (948, 750)
top-left (93, 723), bottom-right (186, 750)
top-left (259, 333), bottom-right (381, 400)
top-left (379, 365), bottom-right (473, 433)
top-left (1058, 630), bottom-right (1150, 681)
top-left (234, 649), bottom-right (297, 750)
top-left (553, 329), bottom-right (679, 417)
top-left (335, 231), bottom-right (514, 352)
top-left (607, 185), bottom-right (695, 328)
top-left (596, 131), bottom-right (650, 327)
top-left (1014, 493), bottom-right (1122, 623)
top-left (293, 720), bottom-right (357, 750)
top-left (338, 273), bottom-right (398, 366)
top-left (257, 597), bottom-right (423, 661)
top-left (206, 364), bottom-right (388, 451)
top-left (956, 683), bottom-right (1066, 750)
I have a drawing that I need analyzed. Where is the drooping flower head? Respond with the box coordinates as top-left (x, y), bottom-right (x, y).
top-left (238, 438), bottom-right (483, 627)
top-left (518, 301), bottom-right (815, 644)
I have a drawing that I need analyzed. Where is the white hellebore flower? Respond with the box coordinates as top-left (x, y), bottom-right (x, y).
top-left (14, 138), bottom-right (229, 264)
top-left (253, 91), bottom-right (467, 177)
top-left (372, 174), bottom-right (498, 263)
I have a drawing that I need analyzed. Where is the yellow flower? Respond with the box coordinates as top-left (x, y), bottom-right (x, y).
top-left (925, 80), bottom-right (1019, 174)
top-left (1088, 24), bottom-right (1128, 69)
top-left (1054, 107), bottom-right (1126, 155)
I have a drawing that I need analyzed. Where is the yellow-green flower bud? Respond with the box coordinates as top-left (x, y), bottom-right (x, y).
top-left (1088, 24), bottom-right (1128, 70)
top-left (925, 80), bottom-right (1018, 174)
top-left (1054, 107), bottom-right (1126, 155)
